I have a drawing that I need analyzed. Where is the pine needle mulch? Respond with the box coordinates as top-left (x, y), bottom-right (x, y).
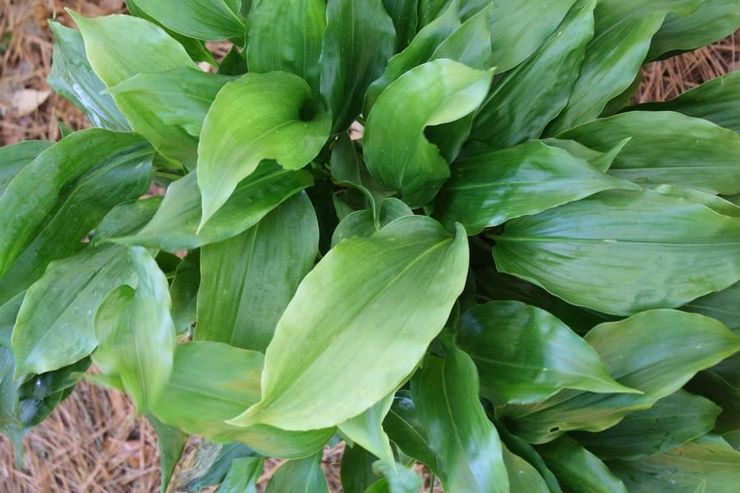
top-left (0, 1), bottom-right (737, 491)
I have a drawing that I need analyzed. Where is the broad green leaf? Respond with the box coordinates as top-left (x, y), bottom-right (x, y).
top-left (418, 0), bottom-right (452, 26)
top-left (108, 67), bottom-right (233, 137)
top-left (471, 0), bottom-right (595, 148)
top-left (215, 457), bottom-right (263, 493)
top-left (0, 140), bottom-right (52, 195)
top-left (435, 140), bottom-right (637, 235)
top-left (364, 59), bottom-right (492, 207)
top-left (489, 0), bottom-right (577, 72)
top-left (92, 197), bottom-right (163, 246)
top-left (151, 341), bottom-right (332, 458)
top-left (629, 72), bottom-right (740, 133)
top-left (683, 282), bottom-right (740, 330)
top-left (10, 245), bottom-right (136, 378)
top-left (331, 198), bottom-right (413, 247)
top-left (536, 436), bottom-right (628, 493)
top-left (495, 422), bottom-right (564, 493)
top-left (246, 0), bottom-right (326, 92)
top-left (339, 393), bottom-right (395, 463)
top-left (574, 390), bottom-right (720, 460)
top-left (503, 310), bottom-right (740, 443)
top-left (560, 111), bottom-right (740, 195)
top-left (71, 12), bottom-right (200, 168)
top-left (341, 445), bottom-right (381, 493)
top-left (196, 194), bottom-right (319, 351)
top-left (457, 301), bottom-right (635, 406)
top-left (320, 0), bottom-right (396, 131)
top-left (430, 4), bottom-right (493, 69)
top-left (608, 437), bottom-right (740, 493)
top-left (197, 72), bottom-right (331, 225)
top-left (502, 446), bottom-right (550, 493)
top-left (541, 138), bottom-right (630, 173)
top-left (48, 23), bottom-right (129, 131)
top-left (0, 130), bottom-right (150, 280)
top-left (0, 134), bottom-right (151, 305)
top-left (383, 391), bottom-right (438, 470)
top-left (148, 414), bottom-right (188, 493)
top-left (648, 0), bottom-right (740, 60)
top-left (133, 0), bottom-right (245, 40)
top-left (169, 253), bottom-right (199, 335)
top-left (494, 189), bottom-right (740, 316)
top-left (368, 460), bottom-right (422, 493)
top-left (95, 247), bottom-right (175, 411)
top-left (116, 163), bottom-right (313, 251)
top-left (265, 454), bottom-right (329, 493)
top-left (381, 0), bottom-right (419, 50)
top-left (411, 343), bottom-right (509, 493)
top-left (650, 184), bottom-right (740, 218)
top-left (231, 215), bottom-right (469, 430)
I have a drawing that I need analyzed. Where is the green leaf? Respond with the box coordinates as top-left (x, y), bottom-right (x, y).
top-left (573, 390), bottom-right (721, 460)
top-left (629, 72), bottom-right (740, 133)
top-left (10, 245), bottom-right (136, 377)
top-left (320, 0), bottom-right (396, 131)
top-left (218, 46), bottom-right (247, 76)
top-left (536, 436), bottom-right (628, 493)
top-left (0, 140), bottom-right (52, 196)
top-left (339, 393), bottom-right (394, 463)
top-left (94, 247), bottom-right (176, 411)
top-left (108, 67), bottom-right (233, 137)
top-left (648, 0), bottom-right (740, 60)
top-left (503, 310), bottom-right (740, 443)
top-left (70, 11), bottom-right (201, 168)
top-left (541, 137), bottom-right (630, 173)
top-left (369, 460), bottom-right (422, 493)
top-left (246, 0), bottom-right (326, 93)
top-left (231, 215), bottom-right (469, 430)
top-left (116, 163), bottom-right (313, 251)
top-left (411, 342), bottom-right (509, 493)
top-left (488, 0), bottom-right (577, 72)
top-left (435, 140), bottom-right (637, 235)
top-left (341, 445), bottom-right (381, 493)
top-left (430, 3), bottom-right (493, 69)
top-left (265, 454), bottom-right (329, 493)
top-left (381, 0), bottom-right (419, 50)
top-left (471, 0), bottom-right (595, 148)
top-left (48, 22), bottom-right (129, 131)
top-left (169, 253), bottom-right (199, 335)
top-left (132, 0), bottom-right (245, 40)
top-left (331, 198), bottom-right (413, 247)
top-left (215, 457), bottom-right (263, 493)
top-left (495, 423), bottom-right (564, 493)
top-left (181, 442), bottom-right (255, 492)
top-left (457, 300), bottom-right (636, 406)
top-left (92, 197), bottom-right (163, 246)
top-left (197, 72), bottom-right (331, 225)
top-left (364, 59), bottom-right (493, 207)
top-left (608, 437), bottom-right (740, 493)
top-left (148, 414), bottom-right (188, 493)
top-left (683, 282), bottom-right (740, 330)
top-left (560, 111), bottom-right (740, 195)
top-left (382, 391), bottom-right (438, 470)
top-left (151, 341), bottom-right (332, 458)
top-left (494, 189), bottom-right (740, 316)
top-left (0, 135), bottom-right (152, 306)
top-left (502, 446), bottom-right (550, 493)
top-left (196, 193), bottom-right (319, 351)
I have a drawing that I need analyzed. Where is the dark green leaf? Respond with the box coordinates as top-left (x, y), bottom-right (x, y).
top-left (331, 198), bottom-right (413, 246)
top-left (231, 216), bottom-right (468, 431)
top-left (196, 193), bottom-right (319, 351)
top-left (381, 0), bottom-right (418, 50)
top-left (133, 0), bottom-right (245, 41)
top-left (683, 282), bottom-right (740, 330)
top-left (502, 446), bottom-right (550, 493)
top-left (48, 22), bottom-right (129, 131)
top-left (169, 253), bottom-right (199, 335)
top-left (92, 197), bottom-right (163, 246)
top-left (265, 454), bottom-right (329, 493)
top-left (215, 456), bottom-right (263, 493)
top-left (0, 140), bottom-right (52, 195)
top-left (148, 414), bottom-right (188, 493)
top-left (341, 445), bottom-right (381, 493)
top-left (218, 46), bottom-right (247, 75)
top-left (181, 442), bottom-right (255, 492)
top-left (369, 460), bottom-right (422, 493)
top-left (383, 391), bottom-right (438, 470)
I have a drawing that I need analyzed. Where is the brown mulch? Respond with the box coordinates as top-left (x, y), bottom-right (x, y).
top-left (0, 1), bottom-right (737, 491)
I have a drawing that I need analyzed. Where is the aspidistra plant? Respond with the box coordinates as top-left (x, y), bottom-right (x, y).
top-left (1, 0), bottom-right (739, 491)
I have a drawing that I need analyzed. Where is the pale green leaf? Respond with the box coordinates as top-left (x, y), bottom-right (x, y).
top-left (133, 0), bottom-right (245, 41)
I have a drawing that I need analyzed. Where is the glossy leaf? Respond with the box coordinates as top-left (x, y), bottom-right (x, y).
top-left (411, 343), bottom-right (509, 493)
top-left (683, 282), bottom-right (740, 330)
top-left (116, 163), bottom-right (313, 251)
top-left (435, 140), bottom-right (637, 234)
top-left (368, 460), bottom-right (422, 493)
top-left (536, 436), bottom-right (628, 493)
top-left (216, 457), bottom-right (263, 493)
top-left (341, 445), bottom-right (381, 493)
top-left (71, 12), bottom-right (200, 168)
top-left (574, 390), bottom-right (721, 460)
top-left (381, 0), bottom-right (418, 50)
top-left (629, 72), bottom-right (740, 132)
top-left (561, 111), bottom-right (740, 194)
top-left (320, 0), bottom-right (396, 131)
top-left (169, 253), bottom-right (199, 335)
top-left (133, 0), bottom-right (245, 40)
top-left (0, 141), bottom-right (52, 195)
top-left (471, 0), bottom-right (595, 148)
top-left (246, 0), bottom-right (326, 92)
top-left (151, 341), bottom-right (332, 458)
top-left (231, 216), bottom-right (469, 431)
top-left (502, 446), bottom-right (550, 493)
top-left (331, 198), bottom-right (413, 247)
top-left (196, 193), bottom-right (319, 351)
top-left (503, 310), bottom-right (740, 443)
top-left (265, 454), bottom-right (329, 493)
top-left (48, 22), bottom-right (129, 131)
top-left (108, 67), bottom-right (233, 137)
top-left (430, 4), bottom-right (493, 69)
top-left (457, 301), bottom-right (635, 406)
top-left (494, 189), bottom-right (740, 315)
top-left (364, 59), bottom-right (492, 206)
top-left (495, 422), bottom-right (564, 493)
top-left (540, 137), bottom-right (629, 173)
top-left (608, 437), bottom-right (740, 493)
top-left (197, 72), bottom-right (331, 225)
top-left (382, 391), bottom-right (438, 470)
top-left (339, 393), bottom-right (394, 463)
top-left (92, 197), bottom-right (163, 246)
